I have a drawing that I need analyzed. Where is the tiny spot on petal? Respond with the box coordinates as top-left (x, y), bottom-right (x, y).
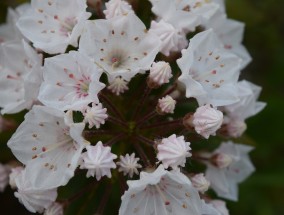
top-left (134, 37), bottom-right (139, 41)
top-left (42, 147), bottom-right (47, 152)
top-left (38, 9), bottom-right (43, 13)
top-left (32, 155), bottom-right (38, 159)
top-left (182, 203), bottom-right (187, 209)
top-left (211, 70), bottom-right (217, 74)
top-left (32, 134), bottom-right (37, 138)
top-left (32, 147), bottom-right (37, 151)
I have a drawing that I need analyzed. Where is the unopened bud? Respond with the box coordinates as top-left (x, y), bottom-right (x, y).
top-left (9, 166), bottom-right (24, 189)
top-left (192, 104), bottom-right (223, 139)
top-left (156, 95), bottom-right (176, 114)
top-left (191, 173), bottom-right (210, 193)
top-left (147, 61), bottom-right (172, 89)
top-left (211, 153), bottom-right (233, 169)
top-left (226, 119), bottom-right (247, 138)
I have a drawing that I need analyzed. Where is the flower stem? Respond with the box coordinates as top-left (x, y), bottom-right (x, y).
top-left (161, 82), bottom-right (177, 97)
top-left (136, 110), bottom-right (158, 127)
top-left (132, 86), bottom-right (151, 120)
top-left (95, 183), bottom-right (112, 214)
top-left (133, 141), bottom-right (152, 167)
top-left (135, 134), bottom-right (155, 146)
top-left (105, 133), bottom-right (125, 146)
top-left (108, 116), bottom-right (128, 128)
top-left (140, 119), bottom-right (183, 130)
top-left (99, 93), bottom-right (125, 120)
top-left (83, 129), bottom-right (120, 138)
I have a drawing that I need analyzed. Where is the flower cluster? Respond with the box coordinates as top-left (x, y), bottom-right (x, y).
top-left (0, 0), bottom-right (266, 214)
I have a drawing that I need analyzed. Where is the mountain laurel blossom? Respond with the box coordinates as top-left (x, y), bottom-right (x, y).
top-left (0, 0), bottom-right (266, 214)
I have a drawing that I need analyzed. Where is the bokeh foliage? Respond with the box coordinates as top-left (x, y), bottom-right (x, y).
top-left (0, 0), bottom-right (284, 214)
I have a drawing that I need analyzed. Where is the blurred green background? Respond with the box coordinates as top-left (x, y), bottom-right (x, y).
top-left (0, 0), bottom-right (284, 214)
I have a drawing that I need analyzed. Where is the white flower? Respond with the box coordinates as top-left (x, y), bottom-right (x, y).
top-left (149, 20), bottom-right (188, 56)
top-left (14, 169), bottom-right (57, 213)
top-left (201, 200), bottom-right (222, 215)
top-left (107, 77), bottom-right (129, 95)
top-left (38, 51), bottom-right (105, 111)
top-left (8, 106), bottom-right (89, 189)
top-left (103, 0), bottom-right (134, 19)
top-left (0, 3), bottom-right (30, 43)
top-left (205, 17), bottom-right (252, 69)
top-left (210, 200), bottom-right (229, 215)
top-left (177, 29), bottom-right (241, 107)
top-left (117, 153), bottom-right (142, 178)
top-left (80, 142), bottom-right (117, 180)
top-left (222, 80), bottom-right (266, 121)
top-left (205, 141), bottom-right (255, 201)
top-left (0, 163), bottom-right (9, 192)
top-left (150, 0), bottom-right (219, 32)
top-left (157, 134), bottom-right (191, 169)
top-left (83, 103), bottom-right (108, 129)
top-left (17, 0), bottom-right (91, 54)
top-left (9, 166), bottom-right (24, 189)
top-left (148, 61), bottom-right (173, 87)
top-left (119, 165), bottom-right (202, 215)
top-left (191, 104), bottom-right (223, 139)
top-left (79, 13), bottom-right (161, 82)
top-left (0, 40), bottom-right (43, 114)
top-left (157, 95), bottom-right (176, 114)
top-left (211, 0), bottom-right (226, 13)
top-left (191, 173), bottom-right (210, 193)
top-left (44, 202), bottom-right (63, 215)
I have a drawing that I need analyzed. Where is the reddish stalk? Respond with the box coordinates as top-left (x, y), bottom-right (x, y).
top-left (140, 119), bottom-right (183, 130)
top-left (99, 93), bottom-right (125, 120)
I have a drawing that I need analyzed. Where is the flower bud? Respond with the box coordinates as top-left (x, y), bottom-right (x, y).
top-left (107, 77), bottom-right (129, 95)
top-left (192, 104), bottom-right (223, 139)
top-left (211, 153), bottom-right (233, 169)
top-left (9, 166), bottom-right (24, 189)
top-left (147, 61), bottom-right (172, 88)
top-left (226, 119), bottom-right (247, 138)
top-left (191, 173), bottom-right (210, 193)
top-left (156, 95), bottom-right (176, 114)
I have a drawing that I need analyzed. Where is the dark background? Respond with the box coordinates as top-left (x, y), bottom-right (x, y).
top-left (0, 0), bottom-right (284, 214)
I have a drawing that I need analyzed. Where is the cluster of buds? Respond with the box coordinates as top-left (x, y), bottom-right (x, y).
top-left (0, 0), bottom-right (266, 215)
